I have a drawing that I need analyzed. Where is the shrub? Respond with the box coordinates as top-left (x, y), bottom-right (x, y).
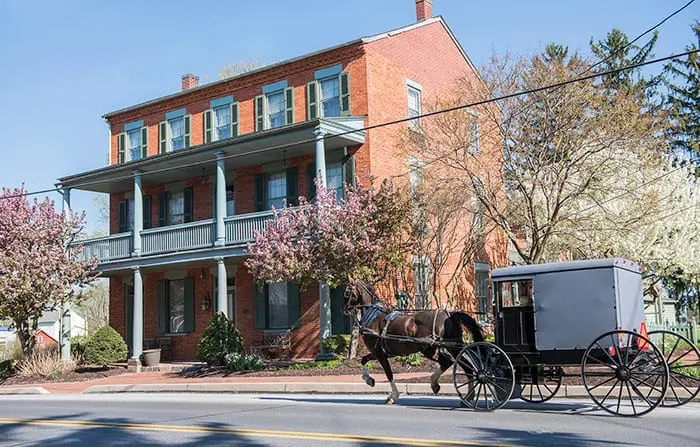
top-left (83, 326), bottom-right (127, 366)
top-left (322, 334), bottom-right (350, 356)
top-left (0, 359), bottom-right (15, 380)
top-left (197, 312), bottom-right (244, 366)
top-left (394, 353), bottom-right (423, 367)
top-left (484, 334), bottom-right (496, 343)
top-left (287, 358), bottom-right (346, 370)
top-left (15, 348), bottom-right (75, 378)
top-left (71, 336), bottom-right (88, 364)
top-left (225, 352), bottom-right (264, 372)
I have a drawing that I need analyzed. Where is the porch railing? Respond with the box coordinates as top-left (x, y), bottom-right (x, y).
top-left (73, 232), bottom-right (132, 262)
top-left (142, 219), bottom-right (214, 256)
top-left (224, 210), bottom-right (275, 245)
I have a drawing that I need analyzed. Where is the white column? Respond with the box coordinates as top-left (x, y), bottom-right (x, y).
top-left (314, 127), bottom-right (333, 358)
top-left (216, 258), bottom-right (228, 316)
top-left (215, 151), bottom-right (226, 246)
top-left (130, 267), bottom-right (144, 365)
top-left (132, 170), bottom-right (143, 256)
top-left (314, 127), bottom-right (327, 188)
top-left (60, 188), bottom-right (72, 361)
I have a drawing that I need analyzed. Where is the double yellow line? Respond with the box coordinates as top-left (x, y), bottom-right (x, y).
top-left (0, 417), bottom-right (520, 446)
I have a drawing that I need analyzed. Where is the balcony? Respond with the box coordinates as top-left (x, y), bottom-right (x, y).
top-left (73, 210), bottom-right (275, 265)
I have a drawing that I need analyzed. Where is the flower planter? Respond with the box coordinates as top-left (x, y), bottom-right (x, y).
top-left (141, 349), bottom-right (161, 367)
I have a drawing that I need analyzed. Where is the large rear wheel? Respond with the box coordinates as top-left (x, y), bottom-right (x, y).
top-left (648, 330), bottom-right (700, 407)
top-left (453, 342), bottom-right (515, 411)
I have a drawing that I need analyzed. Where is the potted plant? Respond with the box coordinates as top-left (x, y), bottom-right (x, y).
top-left (141, 348), bottom-right (161, 367)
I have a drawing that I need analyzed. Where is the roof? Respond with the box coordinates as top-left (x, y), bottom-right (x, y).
top-left (38, 308), bottom-right (83, 324)
top-left (103, 16), bottom-right (477, 120)
top-left (491, 258), bottom-right (643, 279)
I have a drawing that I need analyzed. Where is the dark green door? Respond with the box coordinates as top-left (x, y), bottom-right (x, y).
top-left (330, 286), bottom-right (352, 335)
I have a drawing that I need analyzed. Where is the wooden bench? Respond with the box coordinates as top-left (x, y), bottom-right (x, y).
top-left (250, 330), bottom-right (292, 359)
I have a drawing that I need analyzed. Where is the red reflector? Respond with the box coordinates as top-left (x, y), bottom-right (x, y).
top-left (638, 322), bottom-right (649, 351)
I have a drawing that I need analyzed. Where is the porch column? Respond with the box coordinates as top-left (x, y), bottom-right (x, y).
top-left (60, 188), bottom-right (72, 361)
top-left (130, 266), bottom-right (144, 369)
top-left (314, 127), bottom-right (333, 359)
top-left (215, 151), bottom-right (226, 247)
top-left (132, 170), bottom-right (143, 257)
top-left (216, 257), bottom-right (228, 316)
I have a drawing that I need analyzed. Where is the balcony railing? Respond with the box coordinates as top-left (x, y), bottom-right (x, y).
top-left (72, 210), bottom-right (277, 264)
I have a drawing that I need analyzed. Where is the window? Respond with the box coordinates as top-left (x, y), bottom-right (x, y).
top-left (168, 191), bottom-right (185, 225)
top-left (254, 282), bottom-right (300, 330)
top-left (268, 282), bottom-right (289, 329)
top-left (226, 185), bottom-right (235, 217)
top-left (169, 117), bottom-right (185, 151)
top-left (267, 172), bottom-right (287, 209)
top-left (407, 83), bottom-right (422, 131)
top-left (413, 256), bottom-right (430, 310)
top-left (319, 76), bottom-right (340, 117)
top-left (214, 105), bottom-right (231, 141)
top-left (326, 162), bottom-right (343, 202)
top-left (475, 265), bottom-right (490, 324)
top-left (469, 113), bottom-right (480, 154)
top-left (127, 129), bottom-right (142, 161)
top-left (266, 90), bottom-right (286, 129)
top-left (471, 177), bottom-right (485, 233)
top-left (168, 279), bottom-right (186, 333)
top-left (498, 280), bottom-right (533, 307)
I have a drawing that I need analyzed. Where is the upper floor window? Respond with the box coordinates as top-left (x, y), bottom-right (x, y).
top-left (226, 185), bottom-right (235, 217)
top-left (127, 129), bottom-right (142, 161)
top-left (159, 109), bottom-right (191, 153)
top-left (307, 65), bottom-right (350, 120)
top-left (267, 172), bottom-right (287, 210)
top-left (168, 191), bottom-right (185, 225)
top-left (407, 80), bottom-right (422, 131)
top-left (469, 112), bottom-right (480, 155)
top-left (157, 187), bottom-right (193, 227)
top-left (204, 97), bottom-right (239, 143)
top-left (117, 120), bottom-right (148, 163)
top-left (255, 81), bottom-right (294, 131)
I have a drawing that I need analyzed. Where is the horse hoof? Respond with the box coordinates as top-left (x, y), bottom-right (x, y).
top-left (431, 383), bottom-right (441, 395)
top-left (385, 397), bottom-right (395, 405)
top-left (367, 377), bottom-right (375, 387)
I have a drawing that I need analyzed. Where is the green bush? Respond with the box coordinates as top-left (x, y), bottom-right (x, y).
top-left (287, 358), bottom-right (346, 370)
top-left (394, 353), bottom-right (423, 367)
top-left (71, 336), bottom-right (88, 364)
top-left (197, 312), bottom-right (244, 366)
top-left (83, 326), bottom-right (128, 366)
top-left (322, 334), bottom-right (350, 356)
top-left (0, 359), bottom-right (15, 380)
top-left (484, 334), bottom-right (496, 343)
top-left (225, 352), bottom-right (264, 372)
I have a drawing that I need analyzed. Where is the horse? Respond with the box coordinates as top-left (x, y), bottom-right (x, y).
top-left (343, 280), bottom-right (484, 404)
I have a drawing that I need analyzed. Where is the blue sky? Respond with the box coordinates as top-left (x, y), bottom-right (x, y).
top-left (0, 0), bottom-right (697, 234)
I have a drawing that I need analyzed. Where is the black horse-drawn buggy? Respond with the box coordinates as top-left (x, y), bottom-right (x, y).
top-left (344, 258), bottom-right (699, 417)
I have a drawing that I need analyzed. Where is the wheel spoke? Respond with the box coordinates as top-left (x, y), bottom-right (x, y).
top-left (474, 383), bottom-right (483, 406)
top-left (667, 376), bottom-right (683, 404)
top-left (598, 379), bottom-right (621, 407)
top-left (670, 370), bottom-right (700, 382)
top-left (597, 341), bottom-right (619, 366)
top-left (628, 381), bottom-right (653, 408)
top-left (611, 334), bottom-right (624, 366)
top-left (587, 374), bottom-right (618, 392)
top-left (668, 349), bottom-right (694, 367)
top-left (586, 353), bottom-right (617, 370)
top-left (669, 372), bottom-right (695, 395)
top-left (616, 380), bottom-right (624, 414)
top-left (625, 381), bottom-right (637, 415)
top-left (624, 331), bottom-right (633, 366)
top-left (630, 375), bottom-right (665, 394)
top-left (666, 336), bottom-right (681, 364)
top-left (529, 383), bottom-right (534, 401)
top-left (489, 379), bottom-right (510, 394)
top-left (536, 384), bottom-right (544, 401)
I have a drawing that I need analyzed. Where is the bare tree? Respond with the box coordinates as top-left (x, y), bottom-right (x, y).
top-left (75, 280), bottom-right (109, 334)
top-left (219, 58), bottom-right (267, 79)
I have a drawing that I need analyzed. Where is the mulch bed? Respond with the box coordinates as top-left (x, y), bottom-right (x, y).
top-left (0, 366), bottom-right (127, 386)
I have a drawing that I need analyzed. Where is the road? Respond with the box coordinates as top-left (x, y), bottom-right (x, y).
top-left (0, 393), bottom-right (697, 446)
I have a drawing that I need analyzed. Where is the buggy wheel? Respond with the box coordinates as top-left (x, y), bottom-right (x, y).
top-left (453, 342), bottom-right (515, 411)
top-left (520, 365), bottom-right (563, 403)
top-left (582, 330), bottom-right (669, 417)
top-left (648, 330), bottom-right (700, 407)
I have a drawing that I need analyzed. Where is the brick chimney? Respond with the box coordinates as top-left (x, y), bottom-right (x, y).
top-left (181, 73), bottom-right (199, 91)
top-left (416, 0), bottom-right (432, 22)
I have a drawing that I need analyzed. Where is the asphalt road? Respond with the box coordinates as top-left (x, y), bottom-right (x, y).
top-left (0, 393), bottom-right (697, 446)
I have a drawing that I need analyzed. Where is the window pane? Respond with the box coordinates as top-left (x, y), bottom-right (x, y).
top-left (169, 118), bottom-right (185, 150)
top-left (215, 106), bottom-right (231, 140)
top-left (499, 280), bottom-right (533, 307)
top-left (408, 87), bottom-right (421, 130)
top-left (268, 282), bottom-right (288, 329)
top-left (127, 129), bottom-right (141, 161)
top-left (475, 270), bottom-right (490, 323)
top-left (168, 191), bottom-right (185, 225)
top-left (266, 91), bottom-right (285, 129)
top-left (267, 172), bottom-right (287, 209)
top-left (320, 77), bottom-right (340, 117)
top-left (326, 162), bottom-right (343, 202)
top-left (169, 280), bottom-right (185, 333)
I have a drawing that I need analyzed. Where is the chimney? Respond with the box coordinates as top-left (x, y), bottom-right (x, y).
top-left (181, 73), bottom-right (199, 91)
top-left (415, 0), bottom-right (432, 22)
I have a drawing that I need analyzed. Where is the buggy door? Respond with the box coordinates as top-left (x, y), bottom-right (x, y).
top-left (495, 279), bottom-right (536, 351)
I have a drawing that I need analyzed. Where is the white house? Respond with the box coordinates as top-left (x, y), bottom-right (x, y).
top-left (37, 309), bottom-right (87, 342)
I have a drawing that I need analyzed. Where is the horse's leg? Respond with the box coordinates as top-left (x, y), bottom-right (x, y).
top-left (375, 350), bottom-right (399, 404)
top-left (360, 352), bottom-right (376, 387)
top-left (429, 351), bottom-right (454, 395)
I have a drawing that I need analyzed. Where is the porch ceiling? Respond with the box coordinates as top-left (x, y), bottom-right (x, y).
top-left (58, 117), bottom-right (365, 194)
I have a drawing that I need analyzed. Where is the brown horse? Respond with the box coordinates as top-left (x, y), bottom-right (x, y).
top-left (344, 280), bottom-right (484, 404)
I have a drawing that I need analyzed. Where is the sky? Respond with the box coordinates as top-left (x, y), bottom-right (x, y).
top-left (0, 0), bottom-right (697, 234)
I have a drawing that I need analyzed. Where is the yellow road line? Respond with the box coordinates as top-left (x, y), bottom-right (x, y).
top-left (0, 417), bottom-right (520, 446)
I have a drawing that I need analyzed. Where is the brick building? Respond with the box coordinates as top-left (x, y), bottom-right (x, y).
top-left (57, 1), bottom-right (506, 365)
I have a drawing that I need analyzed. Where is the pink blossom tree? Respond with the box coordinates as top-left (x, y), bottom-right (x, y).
top-left (0, 187), bottom-right (96, 356)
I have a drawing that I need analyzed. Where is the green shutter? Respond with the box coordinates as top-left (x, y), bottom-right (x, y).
top-left (330, 286), bottom-right (350, 335)
top-left (254, 174), bottom-right (266, 211)
top-left (342, 155), bottom-right (356, 197)
top-left (118, 200), bottom-right (127, 233)
top-left (231, 102), bottom-right (239, 137)
top-left (285, 87), bottom-right (294, 125)
top-left (254, 283), bottom-right (267, 329)
top-left (286, 167), bottom-right (298, 207)
top-left (287, 283), bottom-right (300, 329)
top-left (184, 115), bottom-right (191, 147)
top-left (183, 277), bottom-right (195, 333)
top-left (340, 72), bottom-right (350, 116)
top-left (254, 95), bottom-right (264, 131)
top-left (204, 109), bottom-right (212, 143)
top-left (142, 195), bottom-right (152, 229)
top-left (156, 280), bottom-right (168, 334)
top-left (306, 163), bottom-right (316, 201)
top-left (118, 133), bottom-right (125, 164)
top-left (183, 187), bottom-right (193, 223)
top-left (159, 121), bottom-right (167, 153)
top-left (306, 81), bottom-right (318, 120)
top-left (158, 191), bottom-right (168, 227)
top-left (141, 126), bottom-right (148, 158)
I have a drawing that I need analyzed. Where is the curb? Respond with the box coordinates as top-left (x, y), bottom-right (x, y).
top-left (0, 387), bottom-right (49, 395)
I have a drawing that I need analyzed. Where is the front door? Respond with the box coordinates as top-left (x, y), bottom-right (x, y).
top-left (495, 279), bottom-right (536, 351)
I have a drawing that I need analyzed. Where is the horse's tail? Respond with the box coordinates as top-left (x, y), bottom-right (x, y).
top-left (449, 311), bottom-right (484, 342)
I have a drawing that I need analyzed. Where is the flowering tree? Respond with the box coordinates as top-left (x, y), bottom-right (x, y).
top-left (0, 187), bottom-right (96, 356)
top-left (245, 179), bottom-right (413, 288)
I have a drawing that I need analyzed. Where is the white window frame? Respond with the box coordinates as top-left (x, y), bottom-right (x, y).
top-left (126, 128), bottom-right (142, 162)
top-left (407, 79), bottom-right (423, 132)
top-left (168, 116), bottom-right (186, 151)
top-left (267, 282), bottom-right (290, 329)
top-left (265, 90), bottom-right (286, 130)
top-left (266, 172), bottom-right (287, 210)
top-left (318, 76), bottom-right (341, 118)
top-left (213, 104), bottom-right (232, 142)
top-left (168, 191), bottom-right (186, 225)
top-left (469, 111), bottom-right (480, 155)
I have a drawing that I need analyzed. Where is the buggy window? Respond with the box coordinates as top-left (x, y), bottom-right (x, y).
top-left (497, 280), bottom-right (533, 307)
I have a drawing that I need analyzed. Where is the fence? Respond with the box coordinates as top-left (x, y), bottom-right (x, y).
top-left (647, 321), bottom-right (698, 344)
